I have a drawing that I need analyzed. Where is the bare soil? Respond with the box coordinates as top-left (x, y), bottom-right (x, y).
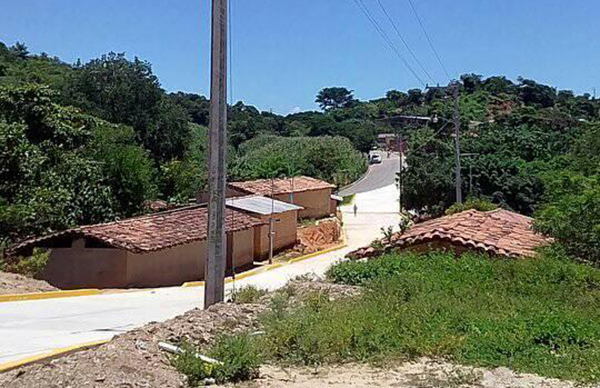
top-left (0, 271), bottom-right (57, 295)
top-left (0, 280), bottom-right (585, 388)
top-left (237, 360), bottom-right (576, 388)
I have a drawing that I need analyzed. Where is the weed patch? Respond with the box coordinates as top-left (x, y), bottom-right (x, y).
top-left (172, 333), bottom-right (262, 385)
top-left (229, 285), bottom-right (268, 304)
top-left (258, 251), bottom-right (600, 383)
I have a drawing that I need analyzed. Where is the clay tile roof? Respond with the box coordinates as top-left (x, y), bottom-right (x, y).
top-left (10, 206), bottom-right (265, 254)
top-left (228, 176), bottom-right (335, 196)
top-left (394, 209), bottom-right (551, 258)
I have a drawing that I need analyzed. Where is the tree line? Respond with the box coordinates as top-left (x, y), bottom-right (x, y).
top-left (0, 42), bottom-right (367, 245)
top-left (1, 41), bottom-right (598, 263)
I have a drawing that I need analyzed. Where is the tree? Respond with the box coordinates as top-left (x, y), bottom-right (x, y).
top-left (10, 42), bottom-right (29, 59)
top-left (407, 89), bottom-right (423, 105)
top-left (0, 84), bottom-right (156, 244)
top-left (460, 73), bottom-right (482, 93)
top-left (315, 87), bottom-right (357, 111)
top-left (62, 52), bottom-right (189, 161)
top-left (517, 78), bottom-right (556, 108)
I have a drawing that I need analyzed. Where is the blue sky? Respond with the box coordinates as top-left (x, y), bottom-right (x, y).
top-left (2, 0), bottom-right (599, 114)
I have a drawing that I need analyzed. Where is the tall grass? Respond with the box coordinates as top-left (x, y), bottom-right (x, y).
top-left (259, 250), bottom-right (600, 382)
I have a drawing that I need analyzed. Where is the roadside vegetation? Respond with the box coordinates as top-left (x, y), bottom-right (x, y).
top-left (229, 285), bottom-right (268, 304)
top-left (174, 250), bottom-right (600, 385)
top-left (0, 248), bottom-right (49, 278)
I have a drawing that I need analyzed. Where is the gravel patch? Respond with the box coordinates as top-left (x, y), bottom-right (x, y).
top-left (0, 272), bottom-right (57, 295)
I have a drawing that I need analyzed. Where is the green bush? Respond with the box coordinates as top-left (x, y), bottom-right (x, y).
top-left (269, 251), bottom-right (600, 382)
top-left (1, 248), bottom-right (49, 278)
top-left (173, 334), bottom-right (262, 385)
top-left (444, 197), bottom-right (498, 215)
top-left (230, 285), bottom-right (268, 304)
top-left (235, 135), bottom-right (367, 187)
top-left (534, 172), bottom-right (600, 263)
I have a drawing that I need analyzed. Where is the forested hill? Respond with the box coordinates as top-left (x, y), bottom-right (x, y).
top-left (1, 41), bottom-right (598, 261)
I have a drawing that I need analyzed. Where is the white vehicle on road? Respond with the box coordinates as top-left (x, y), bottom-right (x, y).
top-left (369, 154), bottom-right (382, 164)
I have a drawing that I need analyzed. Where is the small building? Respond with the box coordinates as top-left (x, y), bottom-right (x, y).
top-left (227, 176), bottom-right (336, 219)
top-left (227, 195), bottom-right (303, 260)
top-left (377, 133), bottom-right (405, 152)
top-left (9, 206), bottom-right (265, 290)
top-left (350, 209), bottom-right (551, 259)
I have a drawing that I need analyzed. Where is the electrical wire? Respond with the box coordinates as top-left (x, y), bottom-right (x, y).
top-left (375, 0), bottom-right (435, 84)
top-left (406, 0), bottom-right (452, 81)
top-left (352, 0), bottom-right (425, 87)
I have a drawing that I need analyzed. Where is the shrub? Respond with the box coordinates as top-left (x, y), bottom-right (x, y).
top-left (1, 248), bottom-right (49, 278)
top-left (445, 197), bottom-right (498, 215)
top-left (534, 172), bottom-right (600, 263)
top-left (173, 333), bottom-right (262, 385)
top-left (230, 285), bottom-right (268, 304)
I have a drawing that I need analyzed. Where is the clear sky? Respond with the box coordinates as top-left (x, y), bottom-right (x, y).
top-left (1, 1), bottom-right (599, 114)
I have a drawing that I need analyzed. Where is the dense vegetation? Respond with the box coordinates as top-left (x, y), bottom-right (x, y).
top-left (1, 41), bottom-right (598, 261)
top-left (0, 42), bottom-right (366, 245)
top-left (323, 251), bottom-right (600, 382)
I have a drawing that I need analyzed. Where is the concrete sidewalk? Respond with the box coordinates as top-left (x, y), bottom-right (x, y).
top-left (0, 184), bottom-right (400, 367)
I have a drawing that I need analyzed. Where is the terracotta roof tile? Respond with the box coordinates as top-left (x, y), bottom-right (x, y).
top-left (228, 176), bottom-right (335, 196)
top-left (394, 209), bottom-right (551, 258)
top-left (11, 206), bottom-right (265, 254)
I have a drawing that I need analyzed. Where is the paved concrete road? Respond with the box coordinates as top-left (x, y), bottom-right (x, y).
top-left (338, 151), bottom-right (401, 196)
top-left (0, 180), bottom-right (400, 366)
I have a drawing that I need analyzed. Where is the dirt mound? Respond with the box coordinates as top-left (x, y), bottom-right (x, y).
top-left (284, 276), bottom-right (362, 302)
top-left (0, 303), bottom-right (265, 388)
top-left (0, 272), bottom-right (57, 295)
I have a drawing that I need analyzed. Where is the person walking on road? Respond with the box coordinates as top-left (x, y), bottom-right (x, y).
top-left (353, 203), bottom-right (358, 217)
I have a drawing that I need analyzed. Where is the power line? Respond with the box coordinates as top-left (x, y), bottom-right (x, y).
top-left (352, 0), bottom-right (425, 87)
top-left (406, 0), bottom-right (451, 81)
top-left (375, 0), bottom-right (435, 84)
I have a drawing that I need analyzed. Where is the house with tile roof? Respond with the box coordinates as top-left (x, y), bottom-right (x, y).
top-left (227, 195), bottom-right (303, 260)
top-left (349, 209), bottom-right (552, 260)
top-left (227, 176), bottom-right (336, 219)
top-left (197, 176), bottom-right (337, 219)
top-left (10, 206), bottom-right (265, 289)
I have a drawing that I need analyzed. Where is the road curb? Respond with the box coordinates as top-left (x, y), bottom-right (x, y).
top-left (181, 241), bottom-right (348, 288)
top-left (0, 288), bottom-right (101, 304)
top-left (0, 340), bottom-right (109, 373)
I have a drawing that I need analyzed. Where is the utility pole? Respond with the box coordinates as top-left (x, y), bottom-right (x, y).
top-left (396, 131), bottom-right (403, 212)
top-left (452, 82), bottom-right (462, 204)
top-left (205, 0), bottom-right (228, 308)
top-left (268, 178), bottom-right (275, 264)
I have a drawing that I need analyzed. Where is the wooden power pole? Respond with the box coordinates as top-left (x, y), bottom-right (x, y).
top-left (452, 82), bottom-right (462, 204)
top-left (205, 0), bottom-right (228, 308)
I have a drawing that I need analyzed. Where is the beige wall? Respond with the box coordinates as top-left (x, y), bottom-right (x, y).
top-left (126, 240), bottom-right (206, 288)
top-left (231, 227), bottom-right (255, 269)
top-left (38, 226), bottom-right (258, 289)
top-left (274, 189), bottom-right (332, 219)
top-left (43, 239), bottom-right (128, 289)
top-left (255, 210), bottom-right (298, 259)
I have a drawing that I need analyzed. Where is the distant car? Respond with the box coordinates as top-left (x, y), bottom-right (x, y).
top-left (370, 154), bottom-right (382, 164)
